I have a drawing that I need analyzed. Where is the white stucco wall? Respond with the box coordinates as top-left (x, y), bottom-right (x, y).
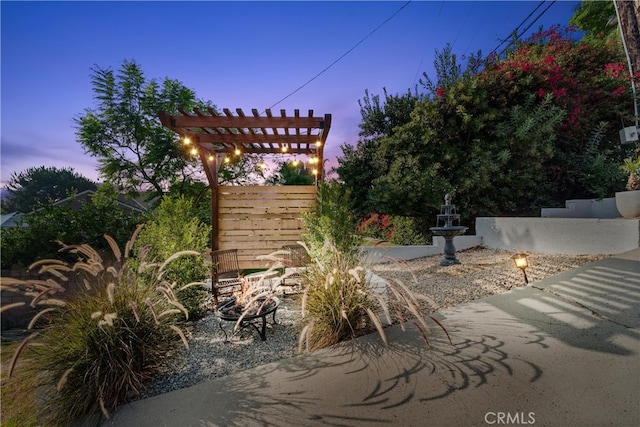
top-left (476, 217), bottom-right (640, 255)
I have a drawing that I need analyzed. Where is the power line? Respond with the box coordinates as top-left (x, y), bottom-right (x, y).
top-left (487, 0), bottom-right (547, 58)
top-left (497, 0), bottom-right (557, 57)
top-left (264, 1), bottom-right (413, 113)
top-left (412, 1), bottom-right (445, 86)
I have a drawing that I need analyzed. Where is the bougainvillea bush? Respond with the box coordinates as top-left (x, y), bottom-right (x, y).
top-left (481, 25), bottom-right (635, 201)
top-left (337, 25), bottom-right (634, 222)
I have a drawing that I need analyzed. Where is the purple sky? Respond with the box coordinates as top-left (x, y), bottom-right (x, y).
top-left (1, 1), bottom-right (580, 186)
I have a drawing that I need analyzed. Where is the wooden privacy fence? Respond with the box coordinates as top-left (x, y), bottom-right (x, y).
top-left (218, 185), bottom-right (316, 269)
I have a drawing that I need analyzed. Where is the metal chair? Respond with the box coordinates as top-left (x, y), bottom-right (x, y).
top-left (211, 249), bottom-right (243, 303)
top-left (281, 244), bottom-right (310, 292)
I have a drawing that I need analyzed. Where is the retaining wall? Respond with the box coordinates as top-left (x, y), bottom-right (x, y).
top-left (361, 235), bottom-right (482, 264)
top-left (476, 217), bottom-right (639, 255)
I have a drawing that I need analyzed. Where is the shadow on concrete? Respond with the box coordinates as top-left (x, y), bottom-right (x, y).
top-left (192, 320), bottom-right (543, 426)
top-left (486, 257), bottom-right (640, 356)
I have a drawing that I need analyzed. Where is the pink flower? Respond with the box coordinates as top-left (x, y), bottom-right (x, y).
top-left (611, 86), bottom-right (627, 96)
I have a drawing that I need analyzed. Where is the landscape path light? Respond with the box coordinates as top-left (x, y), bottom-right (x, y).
top-left (512, 253), bottom-right (529, 284)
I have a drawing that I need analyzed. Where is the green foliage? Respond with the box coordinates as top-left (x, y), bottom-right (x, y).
top-left (419, 42), bottom-right (483, 96)
top-left (569, 0), bottom-right (618, 46)
top-left (297, 244), bottom-right (449, 352)
top-left (1, 184), bottom-right (141, 269)
top-left (2, 166), bottom-right (97, 213)
top-left (357, 213), bottom-right (429, 245)
top-left (338, 25), bottom-right (632, 221)
top-left (302, 181), bottom-right (362, 263)
top-left (265, 161), bottom-right (315, 185)
top-left (1, 232), bottom-right (191, 425)
top-left (74, 59), bottom-right (215, 201)
top-left (131, 196), bottom-right (211, 320)
top-left (217, 154), bottom-right (268, 185)
top-left (567, 121), bottom-right (628, 198)
top-left (621, 153), bottom-right (640, 191)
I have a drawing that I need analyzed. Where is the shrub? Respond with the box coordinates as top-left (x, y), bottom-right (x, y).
top-left (299, 182), bottom-right (447, 352)
top-left (0, 184), bottom-right (141, 269)
top-left (302, 181), bottom-right (362, 264)
top-left (131, 196), bottom-right (211, 320)
top-left (0, 229), bottom-right (195, 425)
top-left (357, 213), bottom-right (429, 245)
top-left (297, 243), bottom-right (450, 352)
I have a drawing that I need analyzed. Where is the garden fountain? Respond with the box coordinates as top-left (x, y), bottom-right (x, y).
top-left (430, 194), bottom-right (468, 266)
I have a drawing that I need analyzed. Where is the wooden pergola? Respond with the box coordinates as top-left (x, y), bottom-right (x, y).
top-left (158, 107), bottom-right (332, 251)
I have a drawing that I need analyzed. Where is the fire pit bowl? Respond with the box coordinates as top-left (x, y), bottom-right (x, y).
top-left (215, 296), bottom-right (280, 341)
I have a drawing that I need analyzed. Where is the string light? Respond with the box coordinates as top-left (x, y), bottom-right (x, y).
top-left (190, 147), bottom-right (198, 156)
top-left (315, 140), bottom-right (322, 147)
top-left (292, 159), bottom-right (299, 166)
top-left (224, 156), bottom-right (231, 163)
top-left (312, 168), bottom-right (318, 175)
top-left (208, 154), bottom-right (214, 162)
top-left (259, 162), bottom-right (268, 170)
top-left (183, 137), bottom-right (191, 145)
top-left (234, 147), bottom-right (241, 156)
top-left (281, 144), bottom-right (288, 153)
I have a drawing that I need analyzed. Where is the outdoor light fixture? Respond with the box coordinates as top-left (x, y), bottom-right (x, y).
top-left (512, 253), bottom-right (529, 284)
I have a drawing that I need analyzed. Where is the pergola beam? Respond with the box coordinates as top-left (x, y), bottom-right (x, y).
top-left (158, 107), bottom-right (332, 252)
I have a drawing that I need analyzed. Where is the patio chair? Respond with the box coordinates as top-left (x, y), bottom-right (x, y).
top-left (211, 249), bottom-right (243, 303)
top-left (281, 244), bottom-right (310, 293)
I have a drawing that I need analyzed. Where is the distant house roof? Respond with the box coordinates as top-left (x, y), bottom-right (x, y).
top-left (48, 190), bottom-right (150, 214)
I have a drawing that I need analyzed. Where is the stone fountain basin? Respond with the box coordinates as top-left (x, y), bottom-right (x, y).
top-left (430, 226), bottom-right (468, 236)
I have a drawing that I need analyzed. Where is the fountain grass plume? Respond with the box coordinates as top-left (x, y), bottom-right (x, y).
top-left (269, 242), bottom-right (451, 353)
top-left (0, 226), bottom-right (196, 426)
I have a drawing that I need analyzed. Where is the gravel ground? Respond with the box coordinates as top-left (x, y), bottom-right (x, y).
top-left (138, 247), bottom-right (606, 400)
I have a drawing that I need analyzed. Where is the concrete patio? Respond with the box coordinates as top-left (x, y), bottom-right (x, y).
top-left (107, 248), bottom-right (640, 427)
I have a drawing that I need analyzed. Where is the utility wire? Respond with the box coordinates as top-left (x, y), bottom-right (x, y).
top-left (497, 0), bottom-right (557, 57)
top-left (264, 1), bottom-right (412, 113)
top-left (413, 0), bottom-right (445, 86)
top-left (487, 0), bottom-right (546, 58)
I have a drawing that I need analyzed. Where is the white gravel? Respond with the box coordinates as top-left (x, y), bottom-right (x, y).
top-left (137, 247), bottom-right (606, 400)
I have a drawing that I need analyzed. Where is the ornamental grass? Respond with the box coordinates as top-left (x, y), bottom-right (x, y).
top-left (0, 226), bottom-right (202, 426)
top-left (294, 242), bottom-right (450, 353)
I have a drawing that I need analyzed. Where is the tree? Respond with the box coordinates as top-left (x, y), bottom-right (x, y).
top-left (614, 0), bottom-right (640, 79)
top-left (75, 59), bottom-right (214, 202)
top-left (337, 26), bottom-right (633, 224)
top-left (131, 196), bottom-right (211, 320)
top-left (265, 161), bottom-right (315, 185)
top-left (2, 166), bottom-right (97, 213)
top-left (337, 88), bottom-right (422, 214)
top-left (570, 0), bottom-right (618, 45)
top-left (419, 43), bottom-right (483, 96)
top-left (1, 184), bottom-right (141, 268)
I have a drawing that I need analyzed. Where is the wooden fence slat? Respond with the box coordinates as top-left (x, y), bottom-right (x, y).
top-left (218, 185), bottom-right (316, 269)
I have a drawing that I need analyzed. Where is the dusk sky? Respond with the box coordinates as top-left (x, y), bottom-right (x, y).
top-left (1, 1), bottom-right (581, 187)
